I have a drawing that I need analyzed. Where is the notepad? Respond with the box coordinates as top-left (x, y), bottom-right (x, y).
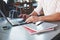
top-left (23, 22), bottom-right (58, 35)
top-left (23, 25), bottom-right (54, 35)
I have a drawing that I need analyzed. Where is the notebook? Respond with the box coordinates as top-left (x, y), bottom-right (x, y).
top-left (23, 21), bottom-right (58, 35)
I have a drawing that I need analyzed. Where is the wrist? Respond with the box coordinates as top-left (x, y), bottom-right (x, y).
top-left (38, 16), bottom-right (45, 21)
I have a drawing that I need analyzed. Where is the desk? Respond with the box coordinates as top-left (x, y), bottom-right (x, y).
top-left (0, 18), bottom-right (60, 40)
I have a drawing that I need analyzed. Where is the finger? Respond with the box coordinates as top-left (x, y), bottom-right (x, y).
top-left (33, 20), bottom-right (37, 22)
top-left (22, 14), bottom-right (27, 20)
top-left (26, 15), bottom-right (30, 19)
top-left (18, 14), bottom-right (23, 18)
top-left (22, 14), bottom-right (26, 18)
top-left (26, 21), bottom-right (31, 23)
top-left (25, 19), bottom-right (31, 23)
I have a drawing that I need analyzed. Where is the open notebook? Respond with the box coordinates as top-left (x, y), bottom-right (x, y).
top-left (23, 21), bottom-right (58, 35)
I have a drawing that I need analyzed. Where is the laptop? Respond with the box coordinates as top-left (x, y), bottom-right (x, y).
top-left (0, 10), bottom-right (33, 27)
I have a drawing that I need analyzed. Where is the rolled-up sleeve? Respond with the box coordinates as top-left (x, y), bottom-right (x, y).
top-left (34, 0), bottom-right (43, 15)
top-left (56, 0), bottom-right (60, 12)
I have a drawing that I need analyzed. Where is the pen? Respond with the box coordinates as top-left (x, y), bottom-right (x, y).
top-left (37, 22), bottom-right (43, 26)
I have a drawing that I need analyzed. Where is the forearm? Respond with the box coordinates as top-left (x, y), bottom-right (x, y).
top-left (38, 13), bottom-right (60, 21)
top-left (29, 10), bottom-right (44, 16)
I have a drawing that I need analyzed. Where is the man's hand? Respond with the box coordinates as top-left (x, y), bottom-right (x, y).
top-left (18, 14), bottom-right (30, 20)
top-left (25, 16), bottom-right (39, 23)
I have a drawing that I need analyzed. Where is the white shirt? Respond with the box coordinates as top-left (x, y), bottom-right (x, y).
top-left (34, 0), bottom-right (60, 16)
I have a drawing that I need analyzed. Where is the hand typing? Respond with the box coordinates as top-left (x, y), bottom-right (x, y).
top-left (18, 14), bottom-right (30, 20)
top-left (25, 16), bottom-right (40, 23)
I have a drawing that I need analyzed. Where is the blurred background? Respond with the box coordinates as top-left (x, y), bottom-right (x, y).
top-left (0, 0), bottom-right (38, 18)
